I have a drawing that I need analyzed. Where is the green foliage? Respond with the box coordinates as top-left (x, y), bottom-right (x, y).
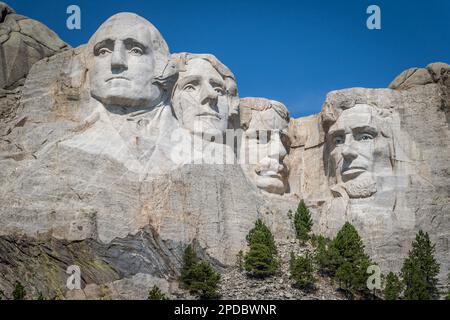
top-left (332, 223), bottom-right (372, 298)
top-left (0, 289), bottom-right (4, 300)
top-left (244, 219), bottom-right (279, 278)
top-left (236, 250), bottom-right (244, 271)
top-left (147, 285), bottom-right (168, 300)
top-left (289, 252), bottom-right (316, 291)
top-left (446, 273), bottom-right (450, 300)
top-left (314, 223), bottom-right (372, 298)
top-left (13, 281), bottom-right (26, 300)
top-left (188, 262), bottom-right (221, 299)
top-left (246, 219), bottom-right (277, 255)
top-left (383, 272), bottom-right (402, 300)
top-left (180, 244), bottom-right (198, 282)
top-left (37, 292), bottom-right (45, 300)
top-left (401, 230), bottom-right (440, 300)
top-left (179, 245), bottom-right (221, 299)
top-left (294, 200), bottom-right (313, 242)
top-left (244, 243), bottom-right (279, 278)
top-left (314, 235), bottom-right (337, 276)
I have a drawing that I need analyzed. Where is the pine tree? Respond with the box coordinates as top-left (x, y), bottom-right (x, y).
top-left (179, 245), bottom-right (221, 299)
top-left (446, 273), bottom-right (450, 300)
top-left (13, 281), bottom-right (26, 300)
top-left (189, 262), bottom-right (221, 299)
top-left (180, 244), bottom-right (198, 287)
top-left (294, 200), bottom-right (313, 242)
top-left (383, 272), bottom-right (402, 300)
top-left (244, 219), bottom-right (279, 278)
top-left (148, 285), bottom-right (168, 300)
top-left (289, 252), bottom-right (316, 291)
top-left (330, 222), bottom-right (372, 298)
top-left (246, 219), bottom-right (277, 255)
top-left (401, 230), bottom-right (440, 300)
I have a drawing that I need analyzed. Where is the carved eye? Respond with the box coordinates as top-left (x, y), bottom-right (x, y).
top-left (214, 87), bottom-right (224, 95)
top-left (333, 136), bottom-right (345, 145)
top-left (98, 48), bottom-right (112, 56)
top-left (129, 47), bottom-right (143, 56)
top-left (183, 84), bottom-right (196, 92)
top-left (357, 133), bottom-right (374, 141)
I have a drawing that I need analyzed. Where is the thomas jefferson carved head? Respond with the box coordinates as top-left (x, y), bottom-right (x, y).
top-left (171, 53), bottom-right (239, 135)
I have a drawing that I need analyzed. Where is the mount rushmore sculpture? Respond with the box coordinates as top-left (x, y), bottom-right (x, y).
top-left (0, 9), bottom-right (449, 298)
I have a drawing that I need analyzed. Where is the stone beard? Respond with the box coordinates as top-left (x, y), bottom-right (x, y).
top-left (326, 103), bottom-right (394, 199)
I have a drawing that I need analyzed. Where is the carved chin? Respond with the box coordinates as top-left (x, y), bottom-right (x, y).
top-left (342, 175), bottom-right (377, 198)
top-left (255, 176), bottom-right (286, 195)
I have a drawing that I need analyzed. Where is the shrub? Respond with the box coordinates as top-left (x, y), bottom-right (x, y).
top-left (383, 272), bottom-right (402, 300)
top-left (294, 200), bottom-right (313, 243)
top-left (244, 219), bottom-right (279, 278)
top-left (148, 285), bottom-right (168, 300)
top-left (13, 281), bottom-right (26, 300)
top-left (179, 245), bottom-right (221, 299)
top-left (289, 252), bottom-right (316, 291)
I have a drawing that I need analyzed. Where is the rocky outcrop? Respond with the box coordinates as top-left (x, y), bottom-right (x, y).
top-left (0, 2), bottom-right (68, 90)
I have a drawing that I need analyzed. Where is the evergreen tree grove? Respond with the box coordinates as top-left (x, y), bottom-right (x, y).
top-left (244, 219), bottom-right (279, 278)
top-left (179, 245), bottom-right (221, 299)
top-left (294, 200), bottom-right (313, 242)
top-left (314, 222), bottom-right (372, 298)
top-left (383, 272), bottom-right (402, 300)
top-left (401, 230), bottom-right (440, 300)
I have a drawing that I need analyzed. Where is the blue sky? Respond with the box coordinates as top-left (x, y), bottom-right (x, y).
top-left (8, 0), bottom-right (450, 118)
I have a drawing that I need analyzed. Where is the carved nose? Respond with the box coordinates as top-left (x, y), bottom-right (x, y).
top-left (268, 134), bottom-right (287, 161)
top-left (200, 84), bottom-right (218, 107)
top-left (341, 145), bottom-right (358, 161)
top-left (111, 42), bottom-right (127, 72)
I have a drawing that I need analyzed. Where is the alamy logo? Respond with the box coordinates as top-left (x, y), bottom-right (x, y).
top-left (366, 265), bottom-right (382, 290)
top-left (66, 265), bottom-right (81, 290)
top-left (366, 5), bottom-right (381, 30)
top-left (66, 5), bottom-right (81, 30)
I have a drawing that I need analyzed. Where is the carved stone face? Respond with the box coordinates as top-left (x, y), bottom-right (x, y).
top-left (89, 14), bottom-right (161, 108)
top-left (327, 104), bottom-right (392, 198)
top-left (172, 58), bottom-right (229, 134)
top-left (241, 108), bottom-right (289, 195)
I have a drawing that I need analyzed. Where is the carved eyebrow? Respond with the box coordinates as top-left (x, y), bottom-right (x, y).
top-left (178, 75), bottom-right (201, 87)
top-left (351, 125), bottom-right (378, 135)
top-left (328, 128), bottom-right (345, 138)
top-left (123, 38), bottom-right (148, 53)
top-left (93, 39), bottom-right (114, 55)
top-left (209, 77), bottom-right (225, 88)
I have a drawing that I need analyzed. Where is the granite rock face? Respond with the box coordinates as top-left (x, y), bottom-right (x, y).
top-left (0, 2), bottom-right (68, 90)
top-left (0, 7), bottom-right (449, 299)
